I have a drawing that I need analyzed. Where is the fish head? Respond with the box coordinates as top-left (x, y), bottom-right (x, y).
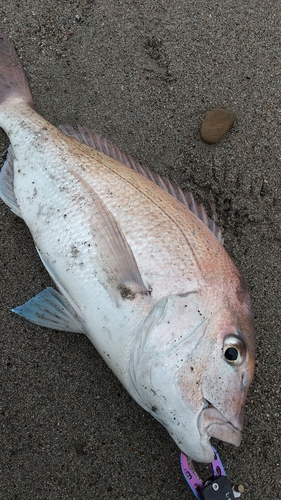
top-left (130, 286), bottom-right (255, 462)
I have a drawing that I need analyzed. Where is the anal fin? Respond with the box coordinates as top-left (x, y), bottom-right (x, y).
top-left (12, 287), bottom-right (85, 333)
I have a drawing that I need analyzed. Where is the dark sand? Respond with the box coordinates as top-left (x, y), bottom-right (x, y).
top-left (0, 2), bottom-right (280, 499)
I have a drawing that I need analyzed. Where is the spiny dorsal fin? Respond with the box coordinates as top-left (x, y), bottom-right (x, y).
top-left (59, 125), bottom-right (223, 244)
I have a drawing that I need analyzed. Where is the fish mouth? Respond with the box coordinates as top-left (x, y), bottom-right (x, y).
top-left (200, 400), bottom-right (242, 448)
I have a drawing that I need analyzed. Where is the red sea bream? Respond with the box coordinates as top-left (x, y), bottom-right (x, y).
top-left (0, 34), bottom-right (255, 463)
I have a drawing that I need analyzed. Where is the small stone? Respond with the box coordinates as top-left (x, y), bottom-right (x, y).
top-left (200, 107), bottom-right (236, 144)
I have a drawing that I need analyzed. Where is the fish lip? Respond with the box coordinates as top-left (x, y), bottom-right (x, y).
top-left (200, 400), bottom-right (242, 447)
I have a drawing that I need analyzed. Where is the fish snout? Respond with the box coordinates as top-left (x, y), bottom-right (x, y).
top-left (200, 404), bottom-right (243, 448)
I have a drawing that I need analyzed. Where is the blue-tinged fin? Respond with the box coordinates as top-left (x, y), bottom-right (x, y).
top-left (0, 145), bottom-right (21, 216)
top-left (12, 287), bottom-right (85, 333)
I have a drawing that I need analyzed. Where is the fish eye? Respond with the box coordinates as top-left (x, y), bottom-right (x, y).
top-left (225, 346), bottom-right (239, 361)
top-left (223, 335), bottom-right (245, 365)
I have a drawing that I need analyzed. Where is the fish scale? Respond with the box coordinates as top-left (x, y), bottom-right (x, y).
top-left (12, 106), bottom-right (212, 297)
top-left (73, 157), bottom-right (224, 287)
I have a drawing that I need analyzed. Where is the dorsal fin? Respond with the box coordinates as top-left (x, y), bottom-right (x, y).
top-left (59, 125), bottom-right (223, 244)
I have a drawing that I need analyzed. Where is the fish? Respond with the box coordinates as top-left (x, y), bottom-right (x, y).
top-left (0, 33), bottom-right (255, 463)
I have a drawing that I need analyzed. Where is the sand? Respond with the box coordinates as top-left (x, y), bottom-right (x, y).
top-left (0, 1), bottom-right (280, 499)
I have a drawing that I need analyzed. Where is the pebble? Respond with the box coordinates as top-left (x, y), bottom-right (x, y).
top-left (200, 107), bottom-right (236, 144)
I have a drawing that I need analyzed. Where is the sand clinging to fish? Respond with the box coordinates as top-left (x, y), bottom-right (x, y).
top-left (0, 33), bottom-right (255, 463)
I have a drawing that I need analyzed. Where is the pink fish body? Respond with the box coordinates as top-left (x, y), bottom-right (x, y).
top-left (0, 34), bottom-right (255, 463)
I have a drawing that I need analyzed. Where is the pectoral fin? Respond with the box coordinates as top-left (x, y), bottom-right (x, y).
top-left (12, 287), bottom-right (85, 333)
top-left (73, 172), bottom-right (149, 301)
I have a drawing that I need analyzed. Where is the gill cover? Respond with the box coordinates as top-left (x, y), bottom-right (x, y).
top-left (129, 291), bottom-right (218, 462)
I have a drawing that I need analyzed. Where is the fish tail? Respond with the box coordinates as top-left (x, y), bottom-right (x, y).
top-left (0, 33), bottom-right (33, 109)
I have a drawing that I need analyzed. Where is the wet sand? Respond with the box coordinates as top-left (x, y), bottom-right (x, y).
top-left (0, 1), bottom-right (280, 499)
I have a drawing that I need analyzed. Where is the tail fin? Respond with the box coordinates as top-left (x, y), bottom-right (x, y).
top-left (0, 33), bottom-right (33, 107)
